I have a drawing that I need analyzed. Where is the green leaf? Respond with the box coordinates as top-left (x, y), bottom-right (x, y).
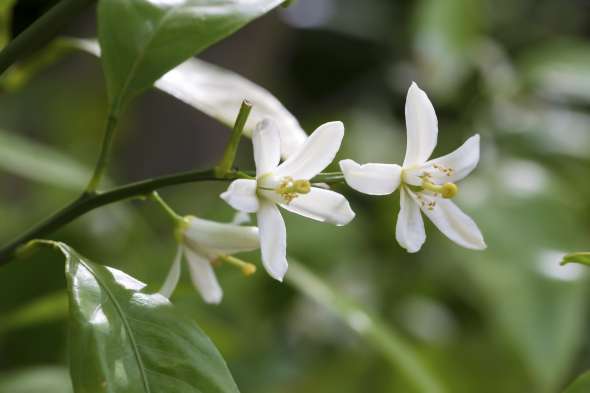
top-left (97, 0), bottom-right (284, 110)
top-left (563, 371), bottom-right (590, 393)
top-left (0, 367), bottom-right (73, 393)
top-left (286, 260), bottom-right (444, 393)
top-left (561, 252), bottom-right (590, 267)
top-left (0, 128), bottom-right (90, 190)
top-left (44, 241), bottom-right (240, 393)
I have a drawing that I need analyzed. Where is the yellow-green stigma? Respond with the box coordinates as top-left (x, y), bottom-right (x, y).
top-left (216, 254), bottom-right (257, 277)
top-left (421, 181), bottom-right (459, 199)
top-left (275, 176), bottom-right (311, 203)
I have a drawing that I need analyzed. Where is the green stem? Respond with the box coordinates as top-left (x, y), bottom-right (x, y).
top-left (215, 100), bottom-right (252, 177)
top-left (0, 0), bottom-right (96, 76)
top-left (151, 191), bottom-right (183, 224)
top-left (85, 107), bottom-right (120, 192)
top-left (0, 170), bottom-right (344, 265)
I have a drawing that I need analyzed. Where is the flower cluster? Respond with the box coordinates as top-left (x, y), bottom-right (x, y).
top-left (163, 82), bottom-right (485, 303)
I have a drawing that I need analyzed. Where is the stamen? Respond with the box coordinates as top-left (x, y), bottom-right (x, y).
top-left (275, 176), bottom-right (311, 204)
top-left (421, 181), bottom-right (458, 199)
top-left (216, 254), bottom-right (257, 277)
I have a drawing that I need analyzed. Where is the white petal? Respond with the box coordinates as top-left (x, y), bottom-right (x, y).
top-left (220, 179), bottom-right (259, 213)
top-left (184, 216), bottom-right (259, 254)
top-left (159, 245), bottom-right (183, 298)
top-left (156, 57), bottom-right (307, 159)
top-left (184, 247), bottom-right (223, 304)
top-left (253, 119), bottom-right (281, 176)
top-left (280, 187), bottom-right (355, 226)
top-left (426, 134), bottom-right (480, 182)
top-left (231, 211), bottom-right (251, 225)
top-left (275, 121), bottom-right (344, 180)
top-left (396, 188), bottom-right (426, 253)
top-left (404, 135), bottom-right (480, 186)
top-left (257, 201), bottom-right (288, 281)
top-left (410, 192), bottom-right (486, 250)
top-left (403, 82), bottom-right (438, 166)
top-left (339, 159), bottom-right (402, 196)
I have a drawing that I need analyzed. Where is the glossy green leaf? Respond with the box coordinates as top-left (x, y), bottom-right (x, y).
top-left (0, 367), bottom-right (73, 393)
top-left (0, 128), bottom-right (90, 189)
top-left (286, 260), bottom-right (444, 393)
top-left (45, 241), bottom-right (240, 393)
top-left (561, 252), bottom-right (590, 267)
top-left (97, 0), bottom-right (284, 109)
top-left (563, 371), bottom-right (590, 393)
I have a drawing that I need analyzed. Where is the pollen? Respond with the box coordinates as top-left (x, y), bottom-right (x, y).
top-left (275, 176), bottom-right (311, 204)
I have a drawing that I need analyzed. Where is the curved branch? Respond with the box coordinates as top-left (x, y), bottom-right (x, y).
top-left (0, 169), bottom-right (344, 265)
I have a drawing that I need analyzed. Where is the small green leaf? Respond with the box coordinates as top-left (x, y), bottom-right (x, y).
top-left (561, 252), bottom-right (590, 267)
top-left (97, 0), bottom-right (284, 110)
top-left (44, 241), bottom-right (240, 393)
top-left (563, 371), bottom-right (590, 393)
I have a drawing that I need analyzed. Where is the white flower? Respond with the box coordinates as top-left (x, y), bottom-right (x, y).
top-left (339, 82), bottom-right (486, 253)
top-left (160, 216), bottom-right (259, 304)
top-left (220, 119), bottom-right (356, 281)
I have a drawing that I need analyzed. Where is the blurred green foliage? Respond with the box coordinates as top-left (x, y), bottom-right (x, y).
top-left (2, 0), bottom-right (590, 392)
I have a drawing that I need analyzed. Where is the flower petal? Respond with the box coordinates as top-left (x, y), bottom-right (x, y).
top-left (156, 57), bottom-right (307, 159)
top-left (253, 118), bottom-right (281, 176)
top-left (410, 192), bottom-right (486, 250)
top-left (159, 245), bottom-right (183, 298)
top-left (220, 179), bottom-right (259, 213)
top-left (403, 82), bottom-right (438, 166)
top-left (404, 135), bottom-right (480, 186)
top-left (275, 121), bottom-right (344, 180)
top-left (231, 211), bottom-right (252, 225)
top-left (396, 188), bottom-right (426, 253)
top-left (339, 159), bottom-right (402, 195)
top-left (184, 247), bottom-right (223, 304)
top-left (184, 216), bottom-right (259, 254)
top-left (257, 201), bottom-right (288, 281)
top-left (280, 187), bottom-right (355, 226)
top-left (425, 134), bottom-right (480, 183)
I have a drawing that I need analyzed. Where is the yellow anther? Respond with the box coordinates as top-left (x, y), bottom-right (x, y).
top-left (275, 177), bottom-right (311, 203)
top-left (421, 181), bottom-right (459, 199)
top-left (293, 179), bottom-right (311, 194)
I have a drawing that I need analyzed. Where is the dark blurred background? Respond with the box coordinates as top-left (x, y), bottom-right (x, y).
top-left (2, 0), bottom-right (590, 392)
